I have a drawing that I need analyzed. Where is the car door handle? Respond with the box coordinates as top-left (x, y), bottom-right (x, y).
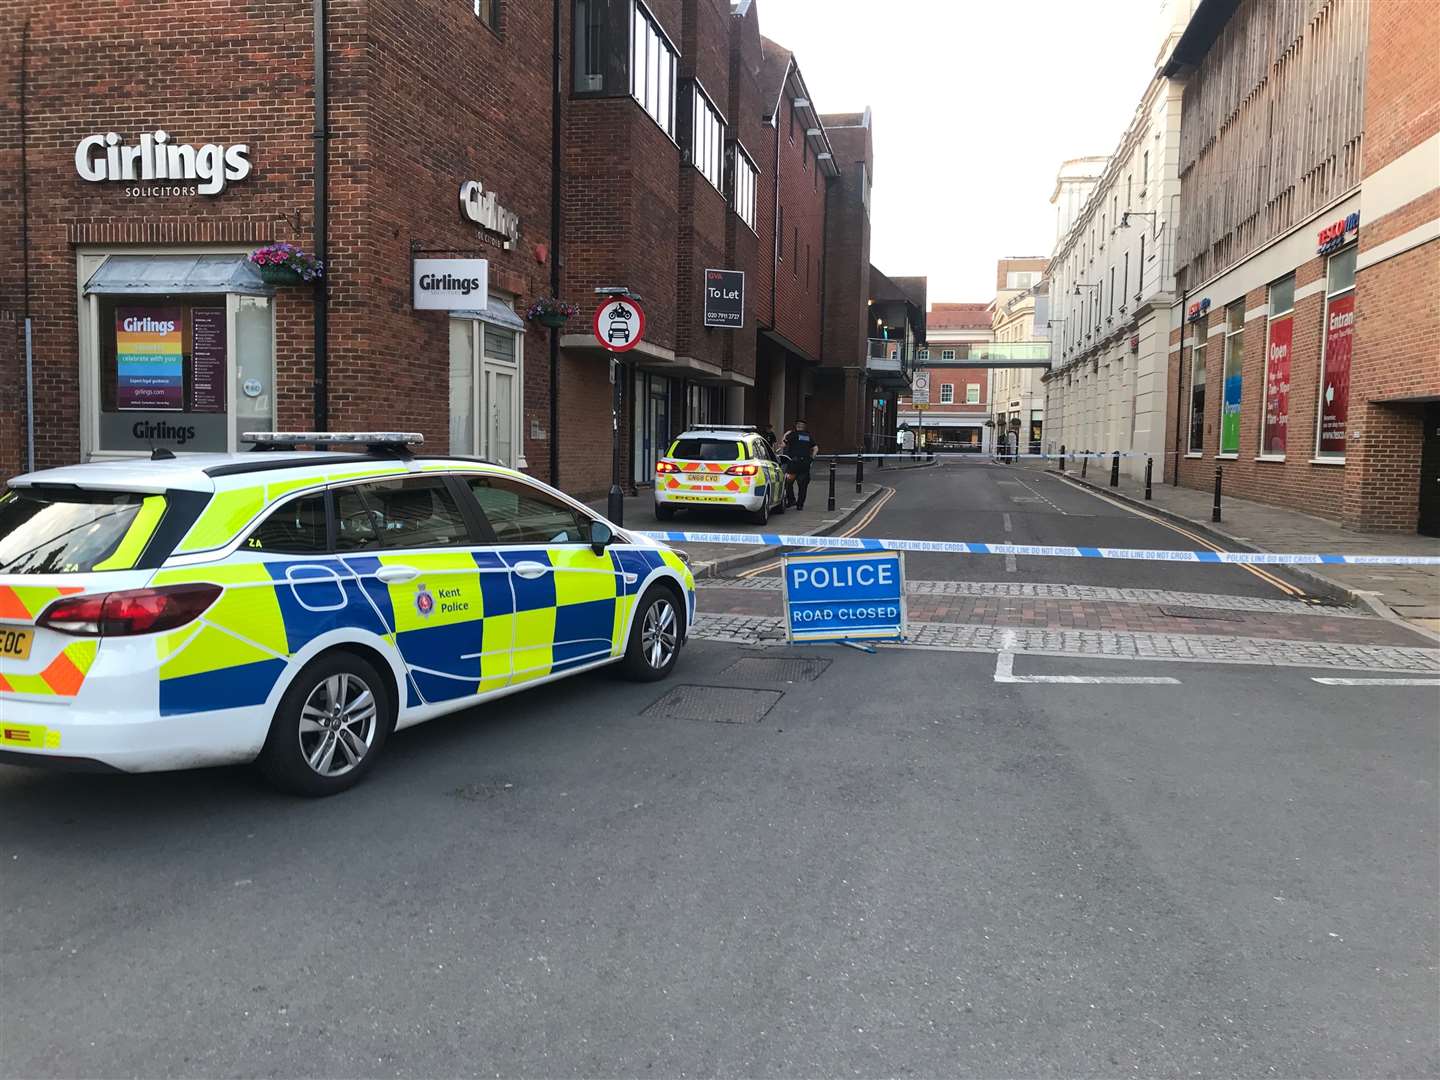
top-left (375, 565), bottom-right (419, 584)
top-left (512, 561), bottom-right (550, 580)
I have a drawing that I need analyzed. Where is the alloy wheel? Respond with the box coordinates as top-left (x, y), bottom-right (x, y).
top-left (641, 597), bottom-right (679, 669)
top-left (297, 672), bottom-right (379, 777)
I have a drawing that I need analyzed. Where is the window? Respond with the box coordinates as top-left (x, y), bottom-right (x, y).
top-left (630, 1), bottom-right (676, 136)
top-left (1005, 271), bottom-right (1036, 289)
top-left (669, 437), bottom-right (742, 461)
top-left (690, 83), bottom-right (724, 191)
top-left (0, 489), bottom-right (148, 574)
top-left (859, 162), bottom-right (869, 213)
top-left (939, 384), bottom-right (954, 404)
top-left (1126, 173), bottom-right (1132, 206)
top-left (941, 349), bottom-right (955, 360)
top-left (787, 97), bottom-right (795, 142)
top-left (777, 205), bottom-right (784, 261)
top-left (792, 226), bottom-right (798, 276)
top-left (732, 145), bottom-right (757, 230)
top-left (1141, 149), bottom-right (1149, 191)
top-left (801, 137), bottom-right (809, 172)
top-left (1122, 253), bottom-right (1129, 304)
top-left (449, 309), bottom-right (522, 467)
top-left (1188, 338), bottom-right (1206, 453)
top-left (806, 243), bottom-right (811, 289)
top-left (1220, 300), bottom-right (1245, 454)
top-left (466, 476), bottom-right (591, 545)
top-left (339, 477), bottom-right (470, 551)
top-left (247, 494), bottom-right (328, 554)
top-left (1260, 275), bottom-right (1295, 456)
top-left (473, 0), bottom-right (498, 31)
top-left (573, 0), bottom-right (624, 96)
top-left (966, 383), bottom-right (980, 404)
top-left (1317, 246), bottom-right (1357, 457)
top-left (917, 348), bottom-right (929, 360)
top-left (1108, 268), bottom-right (1115, 315)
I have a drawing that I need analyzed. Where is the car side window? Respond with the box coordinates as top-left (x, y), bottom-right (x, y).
top-left (246, 494), bottom-right (329, 554)
top-left (465, 476), bottom-right (591, 545)
top-left (338, 477), bottom-right (470, 551)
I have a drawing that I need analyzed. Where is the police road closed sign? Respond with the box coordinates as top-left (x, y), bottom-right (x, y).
top-left (783, 551), bottom-right (906, 643)
top-left (594, 297), bottom-right (646, 352)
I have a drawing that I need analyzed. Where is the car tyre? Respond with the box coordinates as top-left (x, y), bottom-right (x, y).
top-left (749, 496), bottom-right (770, 526)
top-left (654, 502), bottom-right (676, 521)
top-left (256, 652), bottom-right (394, 797)
top-left (619, 586), bottom-right (683, 682)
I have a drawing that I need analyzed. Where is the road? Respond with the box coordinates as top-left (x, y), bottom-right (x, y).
top-left (2, 461), bottom-right (1437, 1078)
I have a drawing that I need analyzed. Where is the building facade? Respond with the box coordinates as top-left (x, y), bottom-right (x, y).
top-left (899, 302), bottom-right (993, 452)
top-left (1162, 0), bottom-right (1440, 533)
top-left (1, 0), bottom-right (892, 502)
top-left (990, 257), bottom-right (1048, 453)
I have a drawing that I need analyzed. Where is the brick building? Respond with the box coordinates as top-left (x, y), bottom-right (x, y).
top-left (1, 0), bottom-right (894, 502)
top-left (1161, 0), bottom-right (1440, 534)
top-left (900, 303), bottom-right (993, 452)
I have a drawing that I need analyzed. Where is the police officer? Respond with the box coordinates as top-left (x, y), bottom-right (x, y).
top-left (780, 419), bottom-right (818, 509)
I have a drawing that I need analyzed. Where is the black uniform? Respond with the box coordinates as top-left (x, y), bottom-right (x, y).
top-left (781, 429), bottom-right (816, 509)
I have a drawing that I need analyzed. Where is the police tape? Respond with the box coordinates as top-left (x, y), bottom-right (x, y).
top-left (636, 530), bottom-right (1440, 566)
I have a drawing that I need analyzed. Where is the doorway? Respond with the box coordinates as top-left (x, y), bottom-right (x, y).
top-left (1419, 403), bottom-right (1440, 537)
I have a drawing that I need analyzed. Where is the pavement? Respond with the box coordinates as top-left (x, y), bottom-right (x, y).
top-left (3, 457), bottom-right (1437, 1078)
top-left (1040, 460), bottom-right (1440, 637)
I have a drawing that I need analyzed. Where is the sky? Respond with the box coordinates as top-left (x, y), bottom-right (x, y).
top-left (755, 0), bottom-right (1167, 304)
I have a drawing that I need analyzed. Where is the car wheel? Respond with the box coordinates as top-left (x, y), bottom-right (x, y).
top-left (620, 586), bottom-right (683, 682)
top-left (654, 502), bottom-right (675, 521)
top-left (256, 652), bottom-right (393, 796)
top-left (749, 495), bottom-right (770, 526)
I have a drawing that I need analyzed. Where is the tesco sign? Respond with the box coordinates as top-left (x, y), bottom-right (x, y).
top-left (1317, 211), bottom-right (1360, 255)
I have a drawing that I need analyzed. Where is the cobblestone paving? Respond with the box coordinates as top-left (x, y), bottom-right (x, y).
top-left (701, 576), bottom-right (1359, 616)
top-left (689, 613), bottom-right (1440, 674)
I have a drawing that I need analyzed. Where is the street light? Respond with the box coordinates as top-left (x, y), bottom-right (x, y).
top-left (1072, 282), bottom-right (1099, 296)
top-left (1119, 210), bottom-right (1158, 229)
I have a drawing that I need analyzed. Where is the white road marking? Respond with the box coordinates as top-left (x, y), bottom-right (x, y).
top-left (1005, 554), bottom-right (1017, 574)
top-left (993, 630), bottom-right (1180, 684)
top-left (1311, 677), bottom-right (1440, 686)
top-left (1010, 475), bottom-right (1068, 515)
top-left (1002, 513), bottom-right (1013, 533)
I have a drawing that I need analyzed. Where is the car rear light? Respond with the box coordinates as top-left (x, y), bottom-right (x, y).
top-left (726, 464), bottom-right (760, 476)
top-left (656, 461), bottom-right (680, 474)
top-left (37, 584), bottom-right (222, 637)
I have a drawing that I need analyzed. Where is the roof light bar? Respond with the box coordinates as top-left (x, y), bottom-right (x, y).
top-left (242, 431), bottom-right (425, 451)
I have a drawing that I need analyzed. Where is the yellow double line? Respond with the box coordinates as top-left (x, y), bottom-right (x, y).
top-left (737, 486), bottom-right (897, 579)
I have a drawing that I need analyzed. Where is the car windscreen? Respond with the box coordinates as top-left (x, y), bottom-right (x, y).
top-left (0, 488), bottom-right (146, 574)
top-left (668, 438), bottom-right (743, 462)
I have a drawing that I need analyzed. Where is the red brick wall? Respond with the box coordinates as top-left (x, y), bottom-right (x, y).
top-left (767, 95), bottom-right (826, 359)
top-left (815, 120), bottom-right (871, 451)
top-left (1361, 0), bottom-right (1440, 175)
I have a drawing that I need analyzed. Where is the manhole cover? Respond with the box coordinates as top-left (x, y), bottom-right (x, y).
top-left (721, 656), bottom-right (830, 683)
top-left (643, 685), bottom-right (782, 724)
top-left (1159, 606), bottom-right (1244, 622)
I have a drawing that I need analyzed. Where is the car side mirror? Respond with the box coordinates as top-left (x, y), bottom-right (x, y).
top-left (590, 521), bottom-right (614, 556)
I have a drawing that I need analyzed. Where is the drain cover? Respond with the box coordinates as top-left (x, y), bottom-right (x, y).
top-left (721, 656), bottom-right (830, 683)
top-left (1159, 606), bottom-right (1244, 622)
top-left (643, 685), bottom-right (782, 723)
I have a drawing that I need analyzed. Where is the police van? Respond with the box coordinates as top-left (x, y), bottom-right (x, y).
top-left (0, 433), bottom-right (695, 795)
top-left (653, 425), bottom-right (785, 524)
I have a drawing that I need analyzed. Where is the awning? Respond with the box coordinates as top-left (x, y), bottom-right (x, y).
top-left (451, 299), bottom-right (527, 332)
top-left (84, 254), bottom-right (272, 296)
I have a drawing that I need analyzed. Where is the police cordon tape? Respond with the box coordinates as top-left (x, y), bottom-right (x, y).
top-left (636, 530), bottom-right (1440, 566)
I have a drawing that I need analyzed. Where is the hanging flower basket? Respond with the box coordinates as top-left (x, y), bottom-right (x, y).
top-left (526, 296), bottom-right (579, 328)
top-left (249, 242), bottom-right (324, 286)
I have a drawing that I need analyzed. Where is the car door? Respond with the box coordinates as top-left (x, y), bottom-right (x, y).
top-left (335, 475), bottom-right (510, 706)
top-left (752, 437), bottom-right (782, 509)
top-left (460, 474), bottom-right (624, 685)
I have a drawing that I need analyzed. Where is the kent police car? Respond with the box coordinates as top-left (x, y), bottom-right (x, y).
top-left (0, 433), bottom-right (695, 795)
top-left (653, 425), bottom-right (785, 524)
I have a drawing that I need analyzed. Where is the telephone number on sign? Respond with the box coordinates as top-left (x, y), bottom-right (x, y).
top-left (791, 605), bottom-right (900, 624)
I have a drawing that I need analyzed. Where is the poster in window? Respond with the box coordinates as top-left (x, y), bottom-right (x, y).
top-left (1261, 316), bottom-right (1291, 455)
top-left (116, 305), bottom-right (183, 411)
top-left (191, 308), bottom-right (227, 413)
top-left (1221, 344), bottom-right (1243, 455)
top-left (1319, 292), bottom-right (1354, 455)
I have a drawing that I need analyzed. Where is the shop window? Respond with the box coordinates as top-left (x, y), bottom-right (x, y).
top-left (1260, 275), bottom-right (1295, 456)
top-left (1188, 339), bottom-right (1206, 453)
top-left (939, 384), bottom-right (954, 404)
top-left (689, 83), bottom-right (724, 192)
top-left (1220, 300), bottom-right (1244, 454)
top-left (1317, 247), bottom-right (1357, 458)
top-left (448, 303), bottom-right (523, 467)
top-left (83, 255), bottom-right (275, 456)
top-left (731, 145), bottom-right (757, 231)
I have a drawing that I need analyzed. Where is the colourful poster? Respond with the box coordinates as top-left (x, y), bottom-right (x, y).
top-left (116, 306), bottom-right (183, 411)
top-left (1261, 315), bottom-right (1292, 455)
top-left (191, 309), bottom-right (227, 413)
top-left (1221, 342), bottom-right (1243, 454)
top-left (1319, 292), bottom-right (1355, 455)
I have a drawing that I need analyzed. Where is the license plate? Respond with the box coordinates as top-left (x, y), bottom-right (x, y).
top-left (0, 626), bottom-right (33, 661)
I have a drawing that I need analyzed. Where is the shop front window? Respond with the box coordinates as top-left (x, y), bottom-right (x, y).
top-left (1317, 246), bottom-right (1356, 458)
top-left (448, 304), bottom-right (523, 467)
top-left (1188, 338), bottom-right (1206, 453)
top-left (1220, 301), bottom-right (1244, 455)
top-left (85, 254), bottom-right (276, 456)
top-left (1261, 275), bottom-right (1294, 457)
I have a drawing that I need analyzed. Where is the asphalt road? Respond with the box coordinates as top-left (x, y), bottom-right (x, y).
top-left (3, 463), bottom-right (1437, 1078)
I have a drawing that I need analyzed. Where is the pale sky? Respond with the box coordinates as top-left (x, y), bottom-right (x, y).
top-left (756, 0), bottom-right (1165, 304)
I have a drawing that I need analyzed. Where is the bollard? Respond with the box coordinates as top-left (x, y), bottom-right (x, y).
top-left (1110, 450), bottom-right (1120, 487)
top-left (1081, 451), bottom-right (1088, 479)
top-left (1059, 444), bottom-right (1066, 473)
top-left (1144, 456), bottom-right (1153, 500)
top-left (827, 459), bottom-right (836, 512)
top-left (1212, 464), bottom-right (1222, 522)
top-left (855, 450), bottom-right (864, 493)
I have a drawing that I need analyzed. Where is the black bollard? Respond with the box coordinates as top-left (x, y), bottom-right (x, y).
top-left (1145, 456), bottom-right (1153, 500)
top-left (1059, 444), bottom-right (1066, 473)
top-left (1110, 450), bottom-right (1120, 487)
top-left (1081, 451), bottom-right (1088, 479)
top-left (855, 450), bottom-right (864, 493)
top-left (827, 459), bottom-right (836, 512)
top-left (1212, 464), bottom-right (1223, 522)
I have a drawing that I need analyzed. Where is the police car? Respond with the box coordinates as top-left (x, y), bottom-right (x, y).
top-left (0, 433), bottom-right (695, 795)
top-left (653, 425), bottom-right (785, 524)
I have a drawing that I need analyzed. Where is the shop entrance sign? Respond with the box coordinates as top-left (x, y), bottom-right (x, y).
top-left (593, 297), bottom-right (646, 352)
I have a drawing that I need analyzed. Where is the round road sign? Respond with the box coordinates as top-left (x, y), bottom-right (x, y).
top-left (593, 297), bottom-right (646, 352)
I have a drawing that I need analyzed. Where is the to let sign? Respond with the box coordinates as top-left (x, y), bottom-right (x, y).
top-left (783, 551), bottom-right (907, 643)
top-left (702, 268), bottom-right (744, 329)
